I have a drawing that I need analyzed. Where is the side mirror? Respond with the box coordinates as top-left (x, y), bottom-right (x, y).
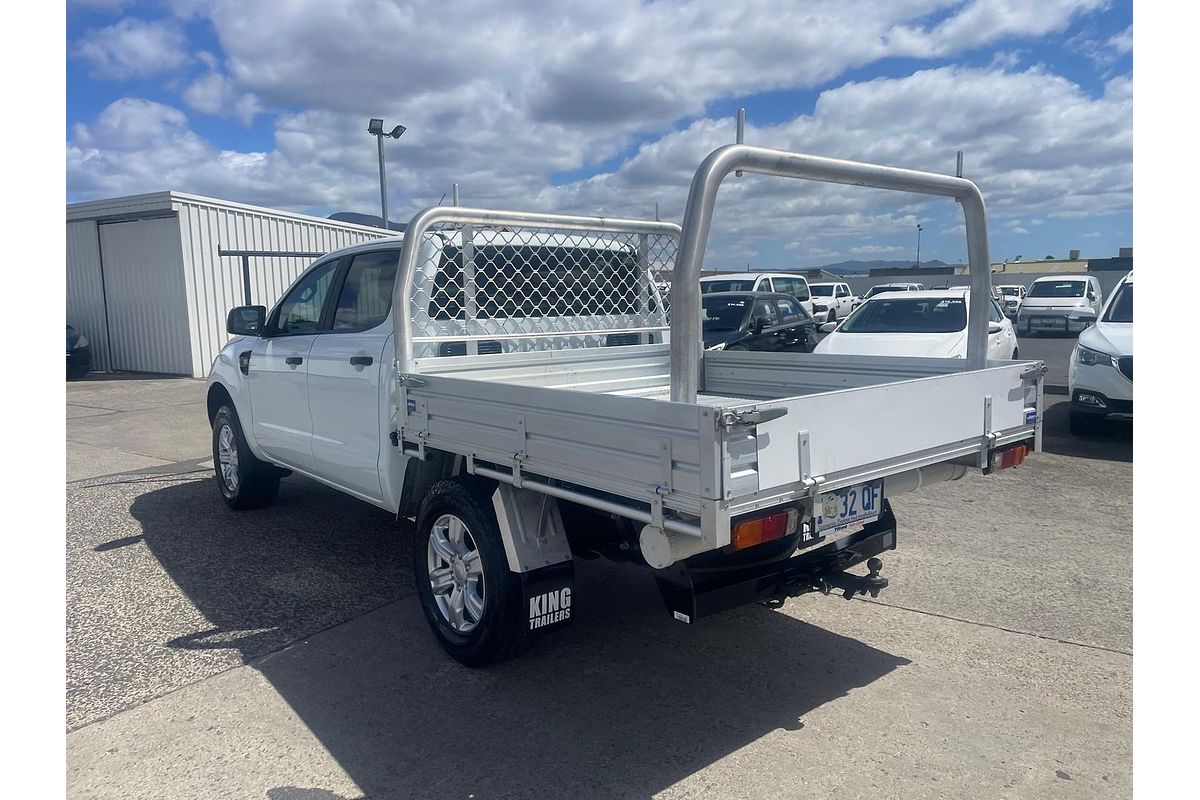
top-left (988, 322), bottom-right (1004, 334)
top-left (753, 317), bottom-right (767, 335)
top-left (227, 305), bottom-right (266, 336)
top-left (819, 321), bottom-right (839, 334)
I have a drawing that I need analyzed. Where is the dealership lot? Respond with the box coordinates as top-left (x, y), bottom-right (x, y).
top-left (66, 340), bottom-right (1130, 799)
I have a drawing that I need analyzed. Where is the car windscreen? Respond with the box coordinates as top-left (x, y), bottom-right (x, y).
top-left (701, 280), bottom-right (755, 294)
top-left (1103, 282), bottom-right (1132, 323)
top-left (840, 297), bottom-right (967, 334)
top-left (865, 285), bottom-right (903, 298)
top-left (1000, 287), bottom-right (1021, 296)
top-left (702, 296), bottom-right (750, 332)
top-left (811, 285), bottom-right (835, 296)
top-left (1027, 280), bottom-right (1085, 298)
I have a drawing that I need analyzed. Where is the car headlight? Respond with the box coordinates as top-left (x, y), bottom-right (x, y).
top-left (706, 342), bottom-right (727, 351)
top-left (1075, 344), bottom-right (1114, 368)
top-left (812, 303), bottom-right (827, 312)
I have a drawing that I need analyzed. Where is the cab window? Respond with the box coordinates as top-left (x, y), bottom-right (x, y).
top-left (752, 299), bottom-right (779, 327)
top-left (331, 250), bottom-right (400, 332)
top-left (274, 260), bottom-right (339, 335)
top-left (776, 297), bottom-right (804, 323)
top-left (989, 300), bottom-right (1004, 323)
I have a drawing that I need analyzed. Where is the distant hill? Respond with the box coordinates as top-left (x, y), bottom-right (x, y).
top-left (328, 211), bottom-right (406, 232)
top-left (816, 259), bottom-right (950, 274)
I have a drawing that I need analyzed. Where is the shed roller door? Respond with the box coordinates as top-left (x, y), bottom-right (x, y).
top-left (99, 218), bottom-right (192, 375)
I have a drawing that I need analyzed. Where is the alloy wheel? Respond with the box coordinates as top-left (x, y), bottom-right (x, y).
top-left (427, 513), bottom-right (486, 634)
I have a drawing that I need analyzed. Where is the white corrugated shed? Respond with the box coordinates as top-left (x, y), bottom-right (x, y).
top-left (67, 192), bottom-right (390, 376)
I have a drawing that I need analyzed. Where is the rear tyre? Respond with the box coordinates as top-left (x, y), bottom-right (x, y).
top-left (827, 309), bottom-right (836, 324)
top-left (414, 476), bottom-right (529, 667)
top-left (212, 405), bottom-right (280, 510)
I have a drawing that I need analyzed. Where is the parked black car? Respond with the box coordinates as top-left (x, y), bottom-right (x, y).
top-left (67, 324), bottom-right (92, 379)
top-left (702, 291), bottom-right (818, 353)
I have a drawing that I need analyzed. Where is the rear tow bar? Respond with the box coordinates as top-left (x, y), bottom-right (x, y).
top-left (654, 501), bottom-right (898, 623)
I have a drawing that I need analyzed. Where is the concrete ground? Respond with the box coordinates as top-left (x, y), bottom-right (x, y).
top-left (66, 362), bottom-right (1131, 800)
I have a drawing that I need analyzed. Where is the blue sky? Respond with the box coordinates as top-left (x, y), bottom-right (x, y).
top-left (66, 0), bottom-right (1131, 269)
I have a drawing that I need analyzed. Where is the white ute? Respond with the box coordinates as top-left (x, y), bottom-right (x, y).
top-left (207, 145), bottom-right (1046, 666)
top-left (808, 281), bottom-right (856, 323)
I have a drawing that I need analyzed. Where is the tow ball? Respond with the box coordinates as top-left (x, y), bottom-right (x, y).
top-left (819, 557), bottom-right (889, 600)
top-left (762, 557), bottom-right (889, 608)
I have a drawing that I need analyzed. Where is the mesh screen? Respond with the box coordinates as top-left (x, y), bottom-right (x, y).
top-left (407, 225), bottom-right (674, 357)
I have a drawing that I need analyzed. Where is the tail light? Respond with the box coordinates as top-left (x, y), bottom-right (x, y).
top-left (989, 443), bottom-right (1029, 473)
top-left (731, 508), bottom-right (799, 549)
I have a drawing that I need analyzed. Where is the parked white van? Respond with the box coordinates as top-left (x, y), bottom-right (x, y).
top-left (1015, 275), bottom-right (1103, 336)
top-left (700, 272), bottom-right (814, 316)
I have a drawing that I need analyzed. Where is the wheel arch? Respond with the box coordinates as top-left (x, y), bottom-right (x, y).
top-left (206, 381), bottom-right (235, 425)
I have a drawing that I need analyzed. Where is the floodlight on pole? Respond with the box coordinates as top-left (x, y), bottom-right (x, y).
top-left (915, 223), bottom-right (924, 269)
top-left (368, 118), bottom-right (406, 229)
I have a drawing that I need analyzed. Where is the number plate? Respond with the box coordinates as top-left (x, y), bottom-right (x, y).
top-left (815, 480), bottom-right (883, 534)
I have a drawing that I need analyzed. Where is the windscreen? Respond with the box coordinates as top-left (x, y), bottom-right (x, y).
top-left (701, 279), bottom-right (755, 294)
top-left (1027, 280), bottom-right (1085, 298)
top-left (702, 296), bottom-right (750, 332)
top-left (811, 285), bottom-right (835, 296)
top-left (1103, 282), bottom-right (1132, 323)
top-left (1000, 286), bottom-right (1021, 296)
top-left (840, 297), bottom-right (967, 334)
top-left (865, 285), bottom-right (903, 298)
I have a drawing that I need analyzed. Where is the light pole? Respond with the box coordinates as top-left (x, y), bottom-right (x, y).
top-left (368, 118), bottom-right (406, 229)
top-left (915, 223), bottom-right (924, 269)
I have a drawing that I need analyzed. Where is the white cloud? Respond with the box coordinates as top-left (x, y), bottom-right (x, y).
top-left (74, 17), bottom-right (189, 79)
top-left (1108, 24), bottom-right (1132, 55)
top-left (849, 244), bottom-right (906, 255)
top-left (68, 63), bottom-right (1131, 265)
top-left (183, 69), bottom-right (261, 124)
top-left (66, 1), bottom-right (1128, 265)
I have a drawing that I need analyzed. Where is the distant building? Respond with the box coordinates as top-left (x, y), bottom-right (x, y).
top-left (991, 246), bottom-right (1131, 275)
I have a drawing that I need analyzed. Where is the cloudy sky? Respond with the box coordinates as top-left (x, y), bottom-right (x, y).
top-left (66, 0), bottom-right (1132, 269)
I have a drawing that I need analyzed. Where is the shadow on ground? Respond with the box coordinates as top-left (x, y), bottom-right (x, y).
top-left (129, 478), bottom-right (908, 799)
top-left (1039, 396), bottom-right (1132, 463)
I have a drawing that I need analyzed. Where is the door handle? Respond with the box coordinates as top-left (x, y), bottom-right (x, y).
top-left (349, 355), bottom-right (374, 367)
top-left (285, 356), bottom-right (303, 366)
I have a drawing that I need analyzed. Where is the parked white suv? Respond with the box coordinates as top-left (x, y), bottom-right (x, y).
top-left (700, 272), bottom-right (814, 315)
top-left (1068, 271), bottom-right (1132, 434)
top-left (1016, 275), bottom-right (1103, 336)
top-left (808, 281), bottom-right (856, 323)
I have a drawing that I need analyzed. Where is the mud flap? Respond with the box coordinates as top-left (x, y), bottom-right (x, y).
top-left (521, 561), bottom-right (575, 635)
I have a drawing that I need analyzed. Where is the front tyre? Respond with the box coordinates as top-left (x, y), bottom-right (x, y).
top-left (414, 476), bottom-right (528, 667)
top-left (211, 405), bottom-right (280, 510)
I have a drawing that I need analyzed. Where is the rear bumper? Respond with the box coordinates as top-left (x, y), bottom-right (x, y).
top-left (654, 502), bottom-right (898, 622)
